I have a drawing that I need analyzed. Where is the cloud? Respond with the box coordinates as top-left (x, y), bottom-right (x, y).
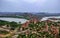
top-left (5, 0), bottom-right (18, 2)
top-left (23, 0), bottom-right (46, 3)
top-left (0, 0), bottom-right (60, 13)
top-left (23, 0), bottom-right (37, 3)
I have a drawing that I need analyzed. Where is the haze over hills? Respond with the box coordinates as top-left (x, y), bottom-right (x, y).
top-left (0, 12), bottom-right (60, 19)
top-left (0, 12), bottom-right (60, 15)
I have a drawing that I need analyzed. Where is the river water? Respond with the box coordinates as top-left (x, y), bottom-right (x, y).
top-left (0, 16), bottom-right (60, 24)
top-left (41, 16), bottom-right (60, 21)
top-left (0, 17), bottom-right (28, 24)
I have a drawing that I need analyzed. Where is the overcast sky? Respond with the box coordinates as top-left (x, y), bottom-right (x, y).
top-left (0, 0), bottom-right (60, 13)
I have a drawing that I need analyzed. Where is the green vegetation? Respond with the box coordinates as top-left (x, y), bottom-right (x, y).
top-left (0, 30), bottom-right (9, 35)
top-left (17, 21), bottom-right (60, 38)
top-left (0, 20), bottom-right (60, 38)
top-left (0, 20), bottom-right (21, 30)
top-left (0, 16), bottom-right (30, 20)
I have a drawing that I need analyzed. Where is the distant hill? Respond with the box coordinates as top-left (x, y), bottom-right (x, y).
top-left (0, 12), bottom-right (60, 19)
top-left (35, 13), bottom-right (60, 16)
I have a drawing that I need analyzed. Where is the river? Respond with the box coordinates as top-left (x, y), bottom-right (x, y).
top-left (0, 17), bottom-right (28, 24)
top-left (41, 16), bottom-right (60, 21)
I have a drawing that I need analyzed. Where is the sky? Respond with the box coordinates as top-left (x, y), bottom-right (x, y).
top-left (0, 0), bottom-right (60, 13)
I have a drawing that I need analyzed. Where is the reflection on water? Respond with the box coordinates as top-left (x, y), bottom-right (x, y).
top-left (0, 16), bottom-right (60, 23)
top-left (41, 16), bottom-right (60, 21)
top-left (0, 17), bottom-right (28, 24)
